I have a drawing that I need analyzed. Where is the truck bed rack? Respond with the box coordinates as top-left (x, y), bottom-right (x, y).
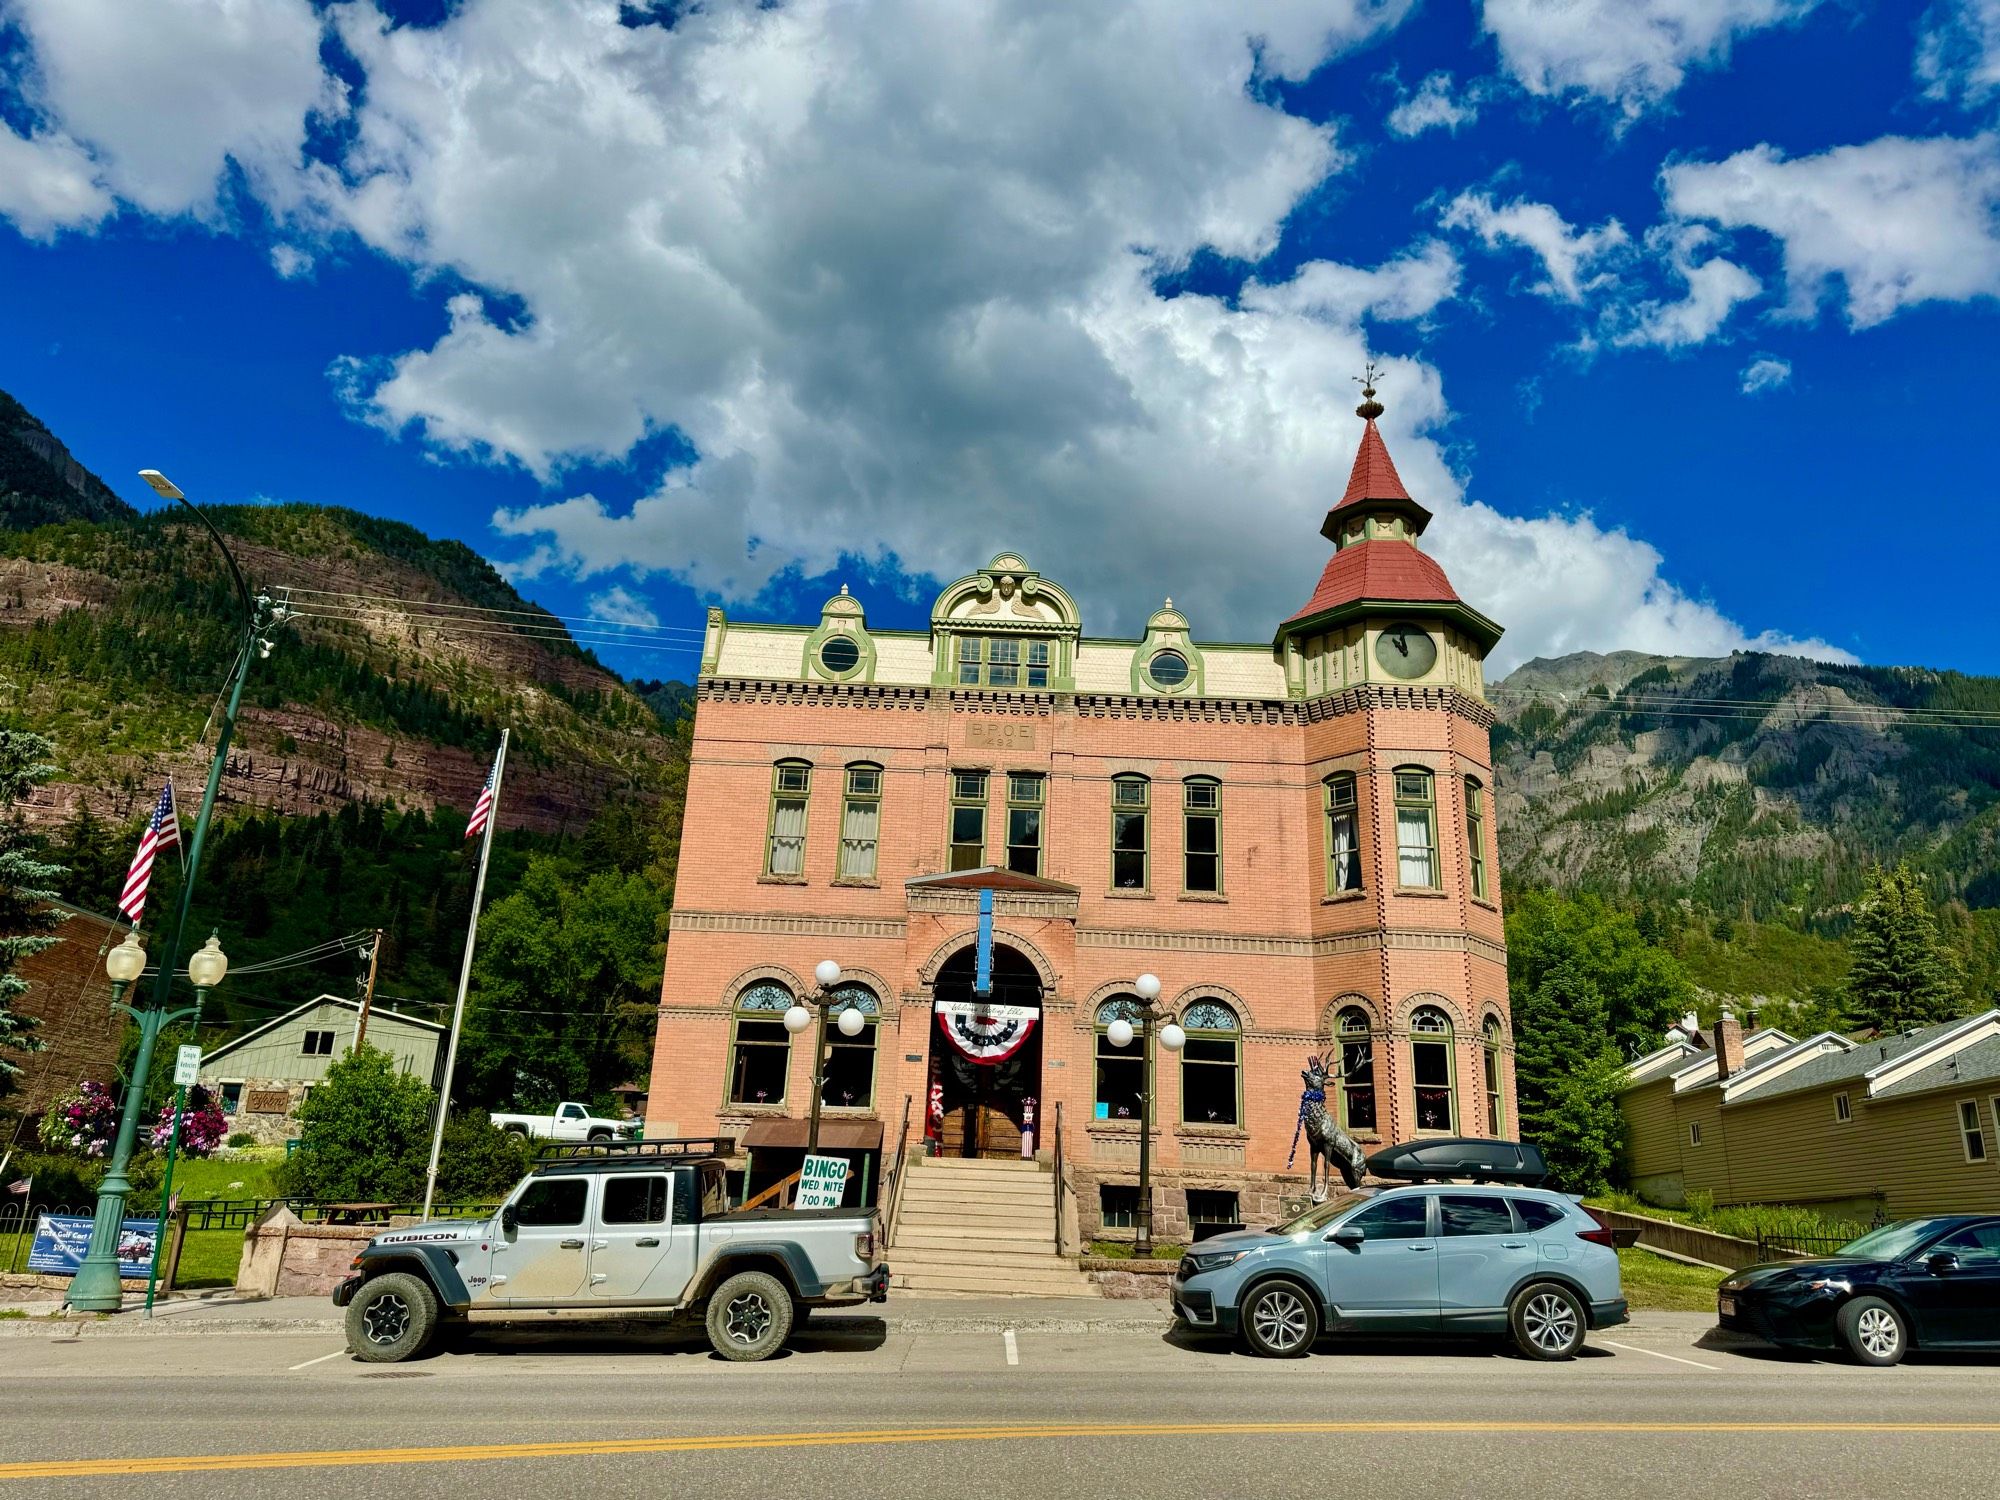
top-left (534, 1136), bottom-right (738, 1163)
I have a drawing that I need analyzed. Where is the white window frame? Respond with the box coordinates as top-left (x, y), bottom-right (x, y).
top-left (1688, 1120), bottom-right (1702, 1148)
top-left (1832, 1091), bottom-right (1852, 1124)
top-left (1959, 1099), bottom-right (1988, 1163)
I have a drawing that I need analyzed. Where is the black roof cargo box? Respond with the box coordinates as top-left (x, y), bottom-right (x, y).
top-left (1365, 1137), bottom-right (1549, 1185)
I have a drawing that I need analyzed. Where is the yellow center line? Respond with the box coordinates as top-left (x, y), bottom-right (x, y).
top-left (6, 1421), bottom-right (2000, 1480)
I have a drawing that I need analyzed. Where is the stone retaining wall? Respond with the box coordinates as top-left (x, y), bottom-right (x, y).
top-left (235, 1206), bottom-right (389, 1298)
top-left (1597, 1209), bottom-right (1808, 1270)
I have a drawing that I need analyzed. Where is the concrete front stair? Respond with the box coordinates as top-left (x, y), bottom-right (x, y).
top-left (889, 1155), bottom-right (1099, 1298)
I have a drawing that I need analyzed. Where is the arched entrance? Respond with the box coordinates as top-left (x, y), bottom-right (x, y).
top-left (928, 944), bottom-right (1043, 1159)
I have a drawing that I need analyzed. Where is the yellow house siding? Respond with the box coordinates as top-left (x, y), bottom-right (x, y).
top-left (1716, 1088), bottom-right (1876, 1205)
top-left (1675, 1091), bottom-right (1731, 1199)
top-left (1622, 1078), bottom-right (1682, 1179)
top-left (1861, 1093), bottom-right (2000, 1218)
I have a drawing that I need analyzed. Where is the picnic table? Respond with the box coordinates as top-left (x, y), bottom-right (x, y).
top-left (320, 1202), bottom-right (396, 1225)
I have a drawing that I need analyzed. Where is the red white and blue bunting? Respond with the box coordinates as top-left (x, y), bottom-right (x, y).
top-left (935, 1001), bottom-right (1039, 1063)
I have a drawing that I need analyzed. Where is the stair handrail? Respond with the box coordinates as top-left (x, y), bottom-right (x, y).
top-left (884, 1092), bottom-right (915, 1245)
top-left (1051, 1099), bottom-right (1065, 1255)
top-left (740, 1169), bottom-right (802, 1211)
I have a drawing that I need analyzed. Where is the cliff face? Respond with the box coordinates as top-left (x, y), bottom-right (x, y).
top-left (1491, 651), bottom-right (2000, 919)
top-left (0, 390), bottom-right (137, 531)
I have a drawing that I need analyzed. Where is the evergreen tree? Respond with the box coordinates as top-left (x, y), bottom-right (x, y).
top-left (1845, 863), bottom-right (1966, 1034)
top-left (1511, 957), bottom-right (1626, 1192)
top-left (0, 725), bottom-right (63, 1100)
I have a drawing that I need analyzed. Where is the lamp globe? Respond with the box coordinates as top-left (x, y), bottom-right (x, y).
top-left (783, 1005), bottom-right (813, 1035)
top-left (186, 933), bottom-right (229, 991)
top-left (1106, 1017), bottom-right (1135, 1049)
top-left (1135, 973), bottom-right (1162, 1002)
top-left (815, 959), bottom-right (843, 988)
top-left (1159, 1022), bottom-right (1187, 1053)
top-left (105, 932), bottom-right (148, 986)
top-left (837, 1006), bottom-right (867, 1038)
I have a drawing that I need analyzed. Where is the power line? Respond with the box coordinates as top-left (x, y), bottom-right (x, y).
top-left (1490, 684), bottom-right (2000, 731)
top-left (278, 584), bottom-right (710, 638)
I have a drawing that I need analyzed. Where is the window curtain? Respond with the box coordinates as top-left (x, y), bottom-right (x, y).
top-left (841, 799), bottom-right (879, 877)
top-left (1330, 810), bottom-right (1357, 890)
top-left (1396, 807), bottom-right (1433, 886)
top-left (770, 799), bottom-right (807, 875)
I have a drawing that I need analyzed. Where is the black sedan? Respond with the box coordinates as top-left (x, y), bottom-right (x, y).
top-left (1717, 1216), bottom-right (2000, 1365)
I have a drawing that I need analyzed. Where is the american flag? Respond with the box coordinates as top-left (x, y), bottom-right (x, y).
top-left (117, 782), bottom-right (181, 924)
top-left (465, 748), bottom-right (500, 840)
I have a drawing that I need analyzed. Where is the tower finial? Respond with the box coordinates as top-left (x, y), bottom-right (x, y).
top-left (1354, 361), bottom-right (1384, 421)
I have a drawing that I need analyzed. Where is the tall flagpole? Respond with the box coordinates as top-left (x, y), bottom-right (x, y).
top-left (422, 728), bottom-right (509, 1219)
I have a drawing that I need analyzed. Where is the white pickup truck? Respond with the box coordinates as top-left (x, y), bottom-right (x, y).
top-left (490, 1101), bottom-right (639, 1143)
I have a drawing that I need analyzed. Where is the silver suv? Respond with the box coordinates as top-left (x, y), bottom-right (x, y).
top-left (1171, 1184), bottom-right (1627, 1359)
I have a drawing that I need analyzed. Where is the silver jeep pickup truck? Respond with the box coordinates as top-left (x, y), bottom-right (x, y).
top-left (332, 1139), bottom-right (889, 1362)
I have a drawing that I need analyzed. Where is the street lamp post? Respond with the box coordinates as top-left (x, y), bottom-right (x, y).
top-left (143, 933), bottom-right (228, 1315)
top-left (66, 472), bottom-right (281, 1313)
top-left (1106, 973), bottom-right (1185, 1257)
top-left (782, 959), bottom-right (855, 1157)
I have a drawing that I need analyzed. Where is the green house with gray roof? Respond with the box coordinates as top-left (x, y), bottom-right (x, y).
top-left (1618, 1008), bottom-right (2000, 1219)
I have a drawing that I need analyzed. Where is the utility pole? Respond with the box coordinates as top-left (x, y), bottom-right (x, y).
top-left (352, 928), bottom-right (383, 1052)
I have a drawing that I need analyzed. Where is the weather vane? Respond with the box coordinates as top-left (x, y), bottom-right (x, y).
top-left (1354, 361), bottom-right (1384, 420)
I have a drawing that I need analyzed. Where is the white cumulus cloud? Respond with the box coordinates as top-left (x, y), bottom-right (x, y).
top-left (1739, 355), bottom-right (1793, 392)
top-left (0, 124), bottom-right (112, 239)
top-left (0, 0), bottom-right (1849, 673)
top-left (1612, 225), bottom-right (1761, 347)
top-left (1481, 0), bottom-right (1819, 118)
top-left (1918, 0), bottom-right (2000, 104)
top-left (1386, 72), bottom-right (1484, 137)
top-left (1663, 134), bottom-right (2000, 327)
top-left (1441, 191), bottom-right (1630, 302)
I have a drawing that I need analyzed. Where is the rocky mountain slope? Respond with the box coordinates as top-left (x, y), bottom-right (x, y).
top-left (1, 390), bottom-right (137, 531)
top-left (1491, 650), bottom-right (2000, 922)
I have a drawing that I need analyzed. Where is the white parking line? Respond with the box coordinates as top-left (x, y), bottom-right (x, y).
top-left (1598, 1338), bottom-right (1720, 1372)
top-left (287, 1349), bottom-right (351, 1371)
top-left (1002, 1329), bottom-right (1019, 1366)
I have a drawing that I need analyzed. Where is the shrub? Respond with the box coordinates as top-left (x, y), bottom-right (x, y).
top-left (226, 1132), bottom-right (256, 1149)
top-left (278, 1047), bottom-right (436, 1202)
top-left (433, 1109), bottom-right (534, 1202)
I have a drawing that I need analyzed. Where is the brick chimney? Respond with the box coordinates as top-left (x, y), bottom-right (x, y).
top-left (1715, 1009), bottom-right (1745, 1081)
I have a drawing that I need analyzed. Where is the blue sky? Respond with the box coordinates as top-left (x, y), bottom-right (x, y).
top-left (3, 0), bottom-right (1997, 682)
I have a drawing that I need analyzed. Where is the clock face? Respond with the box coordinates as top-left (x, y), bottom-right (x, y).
top-left (1374, 623), bottom-right (1437, 680)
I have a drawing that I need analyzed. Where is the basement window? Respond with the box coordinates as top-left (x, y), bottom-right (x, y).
top-left (1099, 1184), bottom-right (1139, 1230)
top-left (1187, 1190), bottom-right (1239, 1226)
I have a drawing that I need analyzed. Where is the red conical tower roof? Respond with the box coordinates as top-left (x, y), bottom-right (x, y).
top-left (1319, 384), bottom-right (1430, 541)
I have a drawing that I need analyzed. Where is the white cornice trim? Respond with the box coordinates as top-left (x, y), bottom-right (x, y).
top-left (1863, 1009), bottom-right (2000, 1096)
top-left (1718, 1031), bottom-right (1852, 1102)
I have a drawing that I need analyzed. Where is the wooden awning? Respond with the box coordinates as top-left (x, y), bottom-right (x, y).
top-left (739, 1117), bottom-right (885, 1152)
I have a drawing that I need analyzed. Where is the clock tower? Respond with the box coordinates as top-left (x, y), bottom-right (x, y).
top-left (1275, 382), bottom-right (1512, 1143)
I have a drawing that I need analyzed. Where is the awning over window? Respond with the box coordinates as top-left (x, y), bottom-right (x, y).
top-left (739, 1117), bottom-right (885, 1152)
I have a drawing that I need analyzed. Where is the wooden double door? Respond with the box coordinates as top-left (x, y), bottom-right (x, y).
top-left (930, 946), bottom-right (1043, 1160)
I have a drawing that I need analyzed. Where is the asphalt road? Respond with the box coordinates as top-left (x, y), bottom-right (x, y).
top-left (5, 1312), bottom-right (1999, 1499)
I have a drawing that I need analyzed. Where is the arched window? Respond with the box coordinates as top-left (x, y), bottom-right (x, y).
top-left (1178, 1001), bottom-right (1240, 1125)
top-left (728, 982), bottom-right (794, 1104)
top-left (1324, 773), bottom-right (1362, 893)
top-left (766, 761), bottom-right (812, 877)
top-left (1394, 767), bottom-right (1438, 888)
top-left (1482, 1015), bottom-right (1505, 1135)
top-left (1111, 776), bottom-right (1149, 889)
top-left (821, 984), bottom-right (881, 1109)
top-left (1094, 998), bottom-right (1144, 1119)
top-left (1410, 1005), bottom-right (1456, 1132)
top-left (1334, 1006), bottom-right (1376, 1132)
top-left (1183, 778), bottom-right (1221, 893)
top-left (839, 764), bottom-right (881, 880)
top-left (1465, 776), bottom-right (1488, 900)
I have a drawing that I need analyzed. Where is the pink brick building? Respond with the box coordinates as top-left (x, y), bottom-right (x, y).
top-left (647, 394), bottom-right (1513, 1239)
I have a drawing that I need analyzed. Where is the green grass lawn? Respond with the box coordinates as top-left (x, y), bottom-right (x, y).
top-left (1619, 1247), bottom-right (1724, 1313)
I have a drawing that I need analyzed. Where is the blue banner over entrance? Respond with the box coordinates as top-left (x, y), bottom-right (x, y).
top-left (975, 887), bottom-right (994, 996)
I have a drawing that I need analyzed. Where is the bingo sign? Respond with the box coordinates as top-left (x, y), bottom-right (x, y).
top-left (794, 1153), bottom-right (851, 1210)
top-left (27, 1214), bottom-right (159, 1278)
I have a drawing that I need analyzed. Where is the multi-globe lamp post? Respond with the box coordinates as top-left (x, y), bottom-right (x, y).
top-left (1104, 972), bottom-right (1183, 1257)
top-left (66, 467), bottom-right (276, 1313)
top-left (781, 959), bottom-right (862, 1157)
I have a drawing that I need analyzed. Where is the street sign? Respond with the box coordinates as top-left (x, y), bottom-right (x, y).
top-left (795, 1153), bottom-right (850, 1209)
top-left (173, 1044), bottom-right (201, 1087)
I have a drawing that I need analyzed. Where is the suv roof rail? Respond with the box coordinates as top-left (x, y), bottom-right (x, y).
top-left (534, 1136), bottom-right (737, 1163)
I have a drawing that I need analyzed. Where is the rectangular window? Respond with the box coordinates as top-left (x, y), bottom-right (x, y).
top-left (1465, 778), bottom-right (1488, 900)
top-left (1111, 777), bottom-right (1149, 889)
top-left (1183, 780), bottom-right (1221, 894)
top-left (822, 1020), bottom-right (878, 1109)
top-left (300, 1029), bottom-right (335, 1057)
top-left (220, 1081), bottom-right (243, 1114)
top-left (958, 636), bottom-right (1053, 688)
top-left (1960, 1100), bottom-right (1987, 1163)
top-left (729, 1018), bottom-right (791, 1104)
top-left (1099, 1184), bottom-right (1139, 1230)
top-left (767, 763), bottom-right (810, 877)
top-left (1338, 1033), bottom-right (1376, 1133)
top-left (1833, 1091), bottom-right (1852, 1123)
top-left (600, 1175), bottom-right (671, 1225)
top-left (839, 765), bottom-right (881, 880)
top-left (1179, 1036), bottom-right (1239, 1125)
top-left (1186, 1190), bottom-right (1239, 1227)
top-left (1325, 774), bottom-right (1362, 892)
top-left (1006, 774), bottom-right (1044, 876)
top-left (1688, 1121), bottom-right (1703, 1148)
top-left (1095, 1026), bottom-right (1144, 1120)
top-left (949, 770), bottom-right (988, 871)
top-left (1395, 769), bottom-right (1438, 888)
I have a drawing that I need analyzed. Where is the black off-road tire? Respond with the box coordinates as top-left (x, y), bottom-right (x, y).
top-left (345, 1272), bottom-right (441, 1364)
top-left (1510, 1282), bottom-right (1587, 1361)
top-left (1240, 1280), bottom-right (1319, 1358)
top-left (705, 1270), bottom-right (794, 1361)
top-left (1837, 1296), bottom-right (1908, 1367)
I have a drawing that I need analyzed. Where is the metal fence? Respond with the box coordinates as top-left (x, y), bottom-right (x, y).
top-left (0, 1201), bottom-right (93, 1275)
top-left (1754, 1231), bottom-right (1858, 1259)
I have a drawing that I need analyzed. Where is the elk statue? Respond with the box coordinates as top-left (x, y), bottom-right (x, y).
top-left (1288, 1053), bottom-right (1369, 1200)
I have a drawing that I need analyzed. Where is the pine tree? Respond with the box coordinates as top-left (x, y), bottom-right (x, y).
top-left (0, 726), bottom-right (64, 1100)
top-left (1845, 863), bottom-right (1965, 1034)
